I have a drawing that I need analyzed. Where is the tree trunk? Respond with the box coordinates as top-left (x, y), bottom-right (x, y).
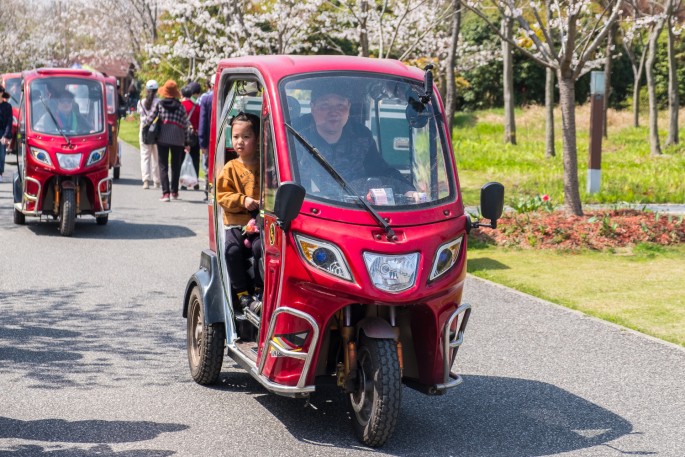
top-left (359, 0), bottom-right (369, 57)
top-left (557, 72), bottom-right (583, 216)
top-left (545, 67), bottom-right (555, 158)
top-left (502, 16), bottom-right (516, 145)
top-left (666, 18), bottom-right (679, 145)
top-left (445, 0), bottom-right (461, 134)
top-left (646, 20), bottom-right (664, 156)
top-left (632, 69), bottom-right (641, 128)
top-left (603, 23), bottom-right (616, 138)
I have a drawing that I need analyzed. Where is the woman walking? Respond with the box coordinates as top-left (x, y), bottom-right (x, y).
top-left (148, 80), bottom-right (190, 202)
top-left (137, 80), bottom-right (161, 189)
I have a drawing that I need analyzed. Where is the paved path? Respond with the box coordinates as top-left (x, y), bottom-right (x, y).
top-left (1, 143), bottom-right (683, 456)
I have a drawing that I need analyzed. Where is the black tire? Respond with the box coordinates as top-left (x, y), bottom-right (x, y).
top-left (113, 166), bottom-right (120, 180)
top-left (348, 336), bottom-right (402, 447)
top-left (59, 188), bottom-right (76, 237)
top-left (14, 208), bottom-right (25, 225)
top-left (187, 287), bottom-right (225, 384)
top-left (96, 215), bottom-right (109, 225)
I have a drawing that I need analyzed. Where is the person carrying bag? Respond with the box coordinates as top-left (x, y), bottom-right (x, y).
top-left (137, 80), bottom-right (161, 189)
top-left (150, 80), bottom-right (191, 202)
top-left (181, 84), bottom-right (201, 190)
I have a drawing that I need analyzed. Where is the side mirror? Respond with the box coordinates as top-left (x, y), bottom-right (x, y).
top-left (480, 182), bottom-right (504, 228)
top-left (468, 182), bottom-right (504, 232)
top-left (274, 181), bottom-right (305, 231)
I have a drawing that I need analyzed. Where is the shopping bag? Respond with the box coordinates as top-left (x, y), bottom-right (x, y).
top-left (179, 153), bottom-right (199, 188)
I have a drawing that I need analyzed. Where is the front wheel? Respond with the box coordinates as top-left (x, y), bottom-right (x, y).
top-left (96, 215), bottom-right (109, 225)
top-left (59, 188), bottom-right (76, 236)
top-left (187, 287), bottom-right (225, 384)
top-left (348, 336), bottom-right (402, 447)
top-left (113, 166), bottom-right (120, 180)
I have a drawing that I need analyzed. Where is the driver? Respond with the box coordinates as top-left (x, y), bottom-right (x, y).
top-left (294, 85), bottom-right (416, 201)
top-left (35, 90), bottom-right (92, 135)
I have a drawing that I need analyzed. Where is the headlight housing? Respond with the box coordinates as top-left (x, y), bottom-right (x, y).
top-left (363, 252), bottom-right (419, 293)
top-left (86, 147), bottom-right (106, 166)
top-left (429, 236), bottom-right (463, 281)
top-left (295, 234), bottom-right (353, 281)
top-left (30, 147), bottom-right (53, 167)
top-left (56, 152), bottom-right (82, 170)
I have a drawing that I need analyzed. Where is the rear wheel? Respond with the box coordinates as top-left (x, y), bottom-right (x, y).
top-left (187, 287), bottom-right (225, 384)
top-left (13, 208), bottom-right (25, 225)
top-left (348, 336), bottom-right (402, 447)
top-left (59, 188), bottom-right (76, 236)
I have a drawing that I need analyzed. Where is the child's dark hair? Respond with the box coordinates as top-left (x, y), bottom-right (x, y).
top-left (230, 112), bottom-right (260, 137)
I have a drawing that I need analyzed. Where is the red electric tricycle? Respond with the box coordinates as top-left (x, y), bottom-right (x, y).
top-left (12, 68), bottom-right (113, 236)
top-left (1, 72), bottom-right (22, 155)
top-left (183, 56), bottom-right (503, 447)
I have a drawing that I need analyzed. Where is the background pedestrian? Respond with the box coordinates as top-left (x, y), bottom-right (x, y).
top-left (137, 80), bottom-right (161, 189)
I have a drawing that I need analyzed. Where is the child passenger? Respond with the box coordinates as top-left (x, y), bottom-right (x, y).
top-left (216, 112), bottom-right (263, 313)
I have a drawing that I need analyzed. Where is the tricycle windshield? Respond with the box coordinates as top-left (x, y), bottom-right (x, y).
top-left (4, 77), bottom-right (21, 109)
top-left (29, 77), bottom-right (104, 136)
top-left (281, 73), bottom-right (454, 209)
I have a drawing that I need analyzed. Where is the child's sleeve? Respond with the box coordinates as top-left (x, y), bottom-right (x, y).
top-left (216, 163), bottom-right (246, 212)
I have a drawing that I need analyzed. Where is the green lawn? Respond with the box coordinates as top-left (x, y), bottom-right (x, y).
top-left (456, 106), bottom-right (685, 347)
top-left (118, 116), bottom-right (140, 148)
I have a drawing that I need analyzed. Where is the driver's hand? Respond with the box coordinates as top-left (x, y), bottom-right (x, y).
top-left (244, 196), bottom-right (259, 211)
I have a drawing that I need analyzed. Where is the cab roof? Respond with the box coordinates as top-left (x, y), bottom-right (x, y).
top-left (216, 55), bottom-right (425, 83)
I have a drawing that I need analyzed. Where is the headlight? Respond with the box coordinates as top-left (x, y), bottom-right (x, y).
top-left (295, 234), bottom-right (353, 281)
top-left (56, 153), bottom-right (82, 170)
top-left (86, 147), bottom-right (106, 166)
top-left (30, 147), bottom-right (53, 166)
top-left (363, 252), bottom-right (419, 293)
top-left (429, 236), bottom-right (463, 281)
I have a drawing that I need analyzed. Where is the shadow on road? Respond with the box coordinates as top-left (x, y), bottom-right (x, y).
top-left (23, 220), bottom-right (195, 240)
top-left (0, 285), bottom-right (186, 389)
top-left (249, 375), bottom-right (637, 456)
top-left (0, 416), bottom-right (185, 456)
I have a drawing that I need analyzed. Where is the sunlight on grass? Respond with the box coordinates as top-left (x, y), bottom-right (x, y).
top-left (454, 105), bottom-right (685, 207)
top-left (467, 244), bottom-right (685, 347)
top-left (118, 116), bottom-right (140, 149)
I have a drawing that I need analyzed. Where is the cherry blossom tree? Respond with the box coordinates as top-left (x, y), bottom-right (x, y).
top-left (465, 0), bottom-right (625, 216)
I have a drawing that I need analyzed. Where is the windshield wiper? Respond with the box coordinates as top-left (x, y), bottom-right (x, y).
top-left (39, 96), bottom-right (71, 146)
top-left (285, 122), bottom-right (396, 241)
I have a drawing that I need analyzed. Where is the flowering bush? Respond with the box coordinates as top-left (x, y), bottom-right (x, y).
top-left (472, 209), bottom-right (685, 251)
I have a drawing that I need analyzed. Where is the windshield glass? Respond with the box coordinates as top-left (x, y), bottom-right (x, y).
top-left (29, 77), bottom-right (104, 136)
top-left (4, 78), bottom-right (21, 108)
top-left (281, 73), bottom-right (454, 210)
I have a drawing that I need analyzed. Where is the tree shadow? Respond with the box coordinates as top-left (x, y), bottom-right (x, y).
top-left (0, 416), bottom-right (186, 456)
top-left (0, 285), bottom-right (186, 389)
top-left (453, 112), bottom-right (477, 129)
top-left (0, 445), bottom-right (174, 457)
top-left (23, 220), bottom-right (195, 240)
top-left (251, 375), bottom-right (640, 456)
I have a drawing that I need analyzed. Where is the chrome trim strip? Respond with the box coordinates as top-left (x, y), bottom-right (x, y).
top-left (435, 372), bottom-right (464, 391)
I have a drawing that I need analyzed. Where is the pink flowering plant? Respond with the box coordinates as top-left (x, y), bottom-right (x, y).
top-left (511, 194), bottom-right (555, 214)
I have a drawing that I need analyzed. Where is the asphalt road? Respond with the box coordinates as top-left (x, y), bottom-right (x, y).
top-left (1, 143), bottom-right (684, 457)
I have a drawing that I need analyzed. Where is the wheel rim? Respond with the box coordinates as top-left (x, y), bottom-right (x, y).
top-left (350, 348), bottom-right (373, 426)
top-left (189, 298), bottom-right (203, 365)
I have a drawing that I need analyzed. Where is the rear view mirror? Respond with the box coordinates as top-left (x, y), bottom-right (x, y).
top-left (274, 182), bottom-right (305, 231)
top-left (467, 182), bottom-right (505, 233)
top-left (480, 182), bottom-right (504, 228)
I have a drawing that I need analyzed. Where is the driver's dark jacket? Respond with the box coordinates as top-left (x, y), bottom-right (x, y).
top-left (294, 117), bottom-right (411, 197)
